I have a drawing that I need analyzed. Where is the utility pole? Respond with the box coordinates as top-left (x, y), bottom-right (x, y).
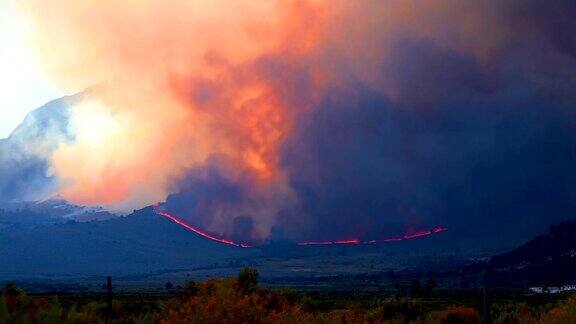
top-left (482, 285), bottom-right (490, 324)
top-left (107, 276), bottom-right (113, 320)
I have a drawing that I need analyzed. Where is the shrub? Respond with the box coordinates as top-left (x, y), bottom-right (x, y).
top-left (0, 283), bottom-right (160, 323)
top-left (431, 305), bottom-right (481, 324)
top-left (161, 277), bottom-right (313, 324)
top-left (0, 283), bottom-right (64, 323)
top-left (491, 303), bottom-right (538, 324)
top-left (368, 298), bottom-right (424, 322)
top-left (543, 295), bottom-right (576, 324)
top-left (238, 267), bottom-right (259, 294)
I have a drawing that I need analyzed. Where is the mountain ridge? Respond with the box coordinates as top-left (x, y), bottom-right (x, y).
top-left (474, 220), bottom-right (576, 287)
top-left (0, 206), bottom-right (250, 277)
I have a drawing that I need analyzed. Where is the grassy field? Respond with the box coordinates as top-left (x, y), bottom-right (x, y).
top-left (1, 268), bottom-right (573, 323)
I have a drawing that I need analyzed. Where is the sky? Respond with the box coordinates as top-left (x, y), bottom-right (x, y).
top-left (0, 0), bottom-right (59, 138)
top-left (1, 0), bottom-right (575, 245)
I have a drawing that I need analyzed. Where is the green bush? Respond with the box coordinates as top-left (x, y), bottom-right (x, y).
top-left (238, 267), bottom-right (259, 294)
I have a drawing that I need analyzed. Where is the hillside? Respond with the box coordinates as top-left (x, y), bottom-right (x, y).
top-left (0, 93), bottom-right (82, 202)
top-left (2, 198), bottom-right (116, 223)
top-left (482, 220), bottom-right (576, 286)
top-left (0, 207), bottom-right (251, 278)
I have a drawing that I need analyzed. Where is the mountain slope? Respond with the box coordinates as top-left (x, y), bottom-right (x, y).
top-left (3, 198), bottom-right (116, 223)
top-left (482, 220), bottom-right (576, 286)
top-left (0, 207), bottom-right (251, 277)
top-left (0, 93), bottom-right (84, 202)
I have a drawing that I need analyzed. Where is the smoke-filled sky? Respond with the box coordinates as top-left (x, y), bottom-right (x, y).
top-left (2, 0), bottom-right (576, 243)
top-left (0, 0), bottom-right (60, 138)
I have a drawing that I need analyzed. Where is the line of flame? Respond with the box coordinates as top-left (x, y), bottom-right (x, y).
top-left (154, 206), bottom-right (447, 248)
top-left (154, 207), bottom-right (252, 248)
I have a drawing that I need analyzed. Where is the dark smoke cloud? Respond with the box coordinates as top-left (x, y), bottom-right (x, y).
top-left (279, 83), bottom-right (576, 242)
top-left (165, 154), bottom-right (295, 243)
top-left (5, 0), bottom-right (575, 245)
top-left (163, 0), bottom-right (576, 244)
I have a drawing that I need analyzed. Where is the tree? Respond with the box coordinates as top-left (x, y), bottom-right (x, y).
top-left (165, 282), bottom-right (175, 290)
top-left (238, 267), bottom-right (259, 294)
top-left (460, 277), bottom-right (471, 289)
top-left (410, 279), bottom-right (421, 298)
top-left (424, 278), bottom-right (437, 296)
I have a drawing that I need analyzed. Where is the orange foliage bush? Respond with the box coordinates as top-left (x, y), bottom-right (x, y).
top-left (543, 295), bottom-right (576, 324)
top-left (161, 278), bottom-right (314, 324)
top-left (433, 305), bottom-right (481, 324)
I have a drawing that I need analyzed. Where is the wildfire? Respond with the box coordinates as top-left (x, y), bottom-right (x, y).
top-left (154, 207), bottom-right (447, 248)
top-left (154, 206), bottom-right (252, 248)
top-left (296, 227), bottom-right (448, 246)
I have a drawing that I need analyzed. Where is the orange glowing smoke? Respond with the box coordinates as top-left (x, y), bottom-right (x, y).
top-left (18, 0), bottom-right (335, 213)
top-left (17, 0), bottom-right (503, 239)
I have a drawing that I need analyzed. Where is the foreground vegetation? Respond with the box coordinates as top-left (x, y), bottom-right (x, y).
top-left (2, 269), bottom-right (576, 323)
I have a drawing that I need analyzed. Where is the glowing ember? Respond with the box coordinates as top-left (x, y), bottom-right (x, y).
top-left (154, 207), bottom-right (447, 248)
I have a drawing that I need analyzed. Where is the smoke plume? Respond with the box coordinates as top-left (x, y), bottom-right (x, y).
top-left (9, 0), bottom-right (576, 243)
